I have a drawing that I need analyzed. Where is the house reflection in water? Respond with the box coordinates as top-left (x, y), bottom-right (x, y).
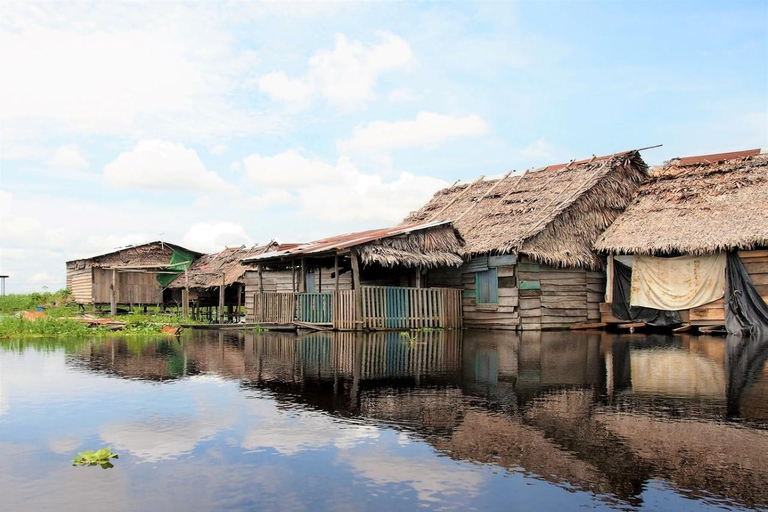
top-left (69, 329), bottom-right (768, 510)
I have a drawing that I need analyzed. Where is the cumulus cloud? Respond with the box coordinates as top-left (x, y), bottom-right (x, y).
top-left (182, 222), bottom-right (252, 253)
top-left (340, 111), bottom-right (489, 155)
top-left (51, 145), bottom-right (88, 169)
top-left (104, 140), bottom-right (236, 194)
top-left (240, 150), bottom-right (446, 224)
top-left (258, 31), bottom-right (414, 106)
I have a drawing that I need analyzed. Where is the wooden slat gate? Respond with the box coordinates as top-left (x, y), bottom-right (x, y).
top-left (361, 286), bottom-right (462, 330)
top-left (333, 290), bottom-right (357, 330)
top-left (296, 293), bottom-right (333, 324)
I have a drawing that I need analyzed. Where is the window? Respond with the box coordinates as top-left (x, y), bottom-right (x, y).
top-left (476, 268), bottom-right (498, 304)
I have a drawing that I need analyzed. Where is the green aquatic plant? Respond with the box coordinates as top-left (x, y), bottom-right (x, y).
top-left (72, 447), bottom-right (119, 469)
top-left (399, 331), bottom-right (418, 343)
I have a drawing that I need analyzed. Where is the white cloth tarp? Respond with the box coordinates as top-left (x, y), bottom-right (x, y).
top-left (630, 253), bottom-right (726, 310)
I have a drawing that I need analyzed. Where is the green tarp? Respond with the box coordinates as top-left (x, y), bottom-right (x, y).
top-left (157, 247), bottom-right (197, 287)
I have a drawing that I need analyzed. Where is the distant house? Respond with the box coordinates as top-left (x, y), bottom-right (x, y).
top-left (241, 221), bottom-right (465, 330)
top-left (405, 150), bottom-right (649, 330)
top-left (594, 149), bottom-right (768, 333)
top-left (65, 241), bottom-right (202, 312)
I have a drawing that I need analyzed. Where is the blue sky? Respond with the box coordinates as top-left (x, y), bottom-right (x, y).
top-left (1, 0), bottom-right (766, 292)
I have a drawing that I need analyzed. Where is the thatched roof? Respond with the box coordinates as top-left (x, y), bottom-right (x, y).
top-left (167, 243), bottom-right (278, 290)
top-left (594, 150), bottom-right (768, 255)
top-left (66, 241), bottom-right (202, 268)
top-left (244, 221), bottom-right (464, 269)
top-left (404, 151), bottom-right (648, 269)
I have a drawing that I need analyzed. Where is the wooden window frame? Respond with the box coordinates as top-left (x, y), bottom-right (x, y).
top-left (476, 267), bottom-right (499, 305)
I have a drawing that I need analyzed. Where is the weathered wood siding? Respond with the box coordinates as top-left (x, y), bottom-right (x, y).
top-left (90, 268), bottom-right (162, 304)
top-left (244, 268), bottom-right (353, 322)
top-left (69, 268), bottom-right (93, 305)
top-left (428, 254), bottom-right (519, 331)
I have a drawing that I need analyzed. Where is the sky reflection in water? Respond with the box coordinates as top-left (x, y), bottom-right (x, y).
top-left (0, 330), bottom-right (766, 512)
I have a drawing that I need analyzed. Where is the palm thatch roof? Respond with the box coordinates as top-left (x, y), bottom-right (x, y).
top-left (244, 221), bottom-right (464, 269)
top-left (66, 241), bottom-right (202, 268)
top-left (167, 243), bottom-right (279, 290)
top-left (404, 150), bottom-right (648, 269)
top-left (594, 150), bottom-right (768, 256)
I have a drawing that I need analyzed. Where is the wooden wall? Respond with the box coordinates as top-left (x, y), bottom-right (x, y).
top-left (517, 258), bottom-right (605, 331)
top-left (68, 268), bottom-right (92, 305)
top-left (428, 254), bottom-right (519, 331)
top-left (91, 268), bottom-right (162, 305)
top-left (244, 268), bottom-right (354, 321)
top-left (428, 254), bottom-right (604, 331)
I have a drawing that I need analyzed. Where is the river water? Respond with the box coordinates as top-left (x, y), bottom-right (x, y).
top-left (0, 330), bottom-right (766, 511)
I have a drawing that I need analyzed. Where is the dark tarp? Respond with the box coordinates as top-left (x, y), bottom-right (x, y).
top-left (725, 334), bottom-right (768, 417)
top-left (612, 260), bottom-right (682, 327)
top-left (725, 252), bottom-right (768, 337)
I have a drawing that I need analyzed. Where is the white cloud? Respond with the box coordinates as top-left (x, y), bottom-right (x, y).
top-left (0, 2), bottom-right (272, 146)
top-left (243, 150), bottom-right (350, 188)
top-left (210, 143), bottom-right (229, 155)
top-left (104, 140), bottom-right (236, 194)
top-left (247, 189), bottom-right (294, 210)
top-left (241, 150), bottom-right (447, 224)
top-left (388, 87), bottom-right (421, 103)
top-left (182, 222), bottom-right (252, 253)
top-left (340, 111), bottom-right (489, 155)
top-left (51, 145), bottom-right (88, 169)
top-left (257, 72), bottom-right (313, 103)
top-left (259, 31), bottom-right (414, 106)
top-left (516, 138), bottom-right (570, 166)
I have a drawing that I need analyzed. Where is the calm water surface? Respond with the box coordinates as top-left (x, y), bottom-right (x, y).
top-left (0, 330), bottom-right (766, 512)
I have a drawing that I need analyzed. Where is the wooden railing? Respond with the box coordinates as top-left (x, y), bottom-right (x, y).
top-left (253, 286), bottom-right (462, 330)
top-left (361, 286), bottom-right (462, 330)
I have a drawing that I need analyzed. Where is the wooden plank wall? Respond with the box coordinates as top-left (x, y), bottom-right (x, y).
top-left (244, 268), bottom-right (352, 321)
top-left (69, 268), bottom-right (93, 304)
top-left (519, 258), bottom-right (605, 331)
top-left (91, 268), bottom-right (163, 305)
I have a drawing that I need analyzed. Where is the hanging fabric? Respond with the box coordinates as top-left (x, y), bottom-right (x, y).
top-left (630, 253), bottom-right (726, 310)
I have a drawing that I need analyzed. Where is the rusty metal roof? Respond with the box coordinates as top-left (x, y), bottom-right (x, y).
top-left (672, 149), bottom-right (762, 166)
top-left (242, 220), bottom-right (453, 263)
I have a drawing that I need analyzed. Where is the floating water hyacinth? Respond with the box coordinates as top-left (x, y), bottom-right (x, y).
top-left (72, 447), bottom-right (119, 469)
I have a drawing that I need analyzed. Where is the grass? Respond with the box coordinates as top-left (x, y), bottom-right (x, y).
top-left (0, 289), bottom-right (186, 338)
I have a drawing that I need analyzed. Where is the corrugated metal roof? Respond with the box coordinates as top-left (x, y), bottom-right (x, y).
top-left (673, 149), bottom-right (761, 166)
top-left (242, 220), bottom-right (453, 263)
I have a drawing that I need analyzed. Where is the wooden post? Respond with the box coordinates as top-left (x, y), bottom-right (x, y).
top-left (300, 257), bottom-right (307, 293)
top-left (257, 265), bottom-right (264, 324)
top-left (218, 274), bottom-right (225, 324)
top-left (292, 259), bottom-right (296, 292)
top-left (350, 250), bottom-right (363, 330)
top-left (182, 268), bottom-right (189, 319)
top-left (606, 253), bottom-right (614, 303)
top-left (415, 266), bottom-right (423, 288)
top-left (110, 269), bottom-right (117, 316)
top-left (334, 254), bottom-right (339, 291)
top-left (236, 283), bottom-right (242, 322)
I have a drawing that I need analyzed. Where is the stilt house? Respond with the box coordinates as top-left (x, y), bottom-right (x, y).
top-left (594, 149), bottom-right (768, 333)
top-left (165, 243), bottom-right (284, 322)
top-left (241, 221), bottom-right (465, 330)
top-left (65, 241), bottom-right (202, 313)
top-left (404, 150), bottom-right (649, 330)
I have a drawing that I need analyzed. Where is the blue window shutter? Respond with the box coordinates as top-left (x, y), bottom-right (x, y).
top-left (476, 268), bottom-right (498, 304)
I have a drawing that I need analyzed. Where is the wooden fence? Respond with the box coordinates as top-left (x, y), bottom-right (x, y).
top-left (253, 286), bottom-right (462, 330)
top-left (361, 286), bottom-right (462, 330)
top-left (295, 293), bottom-right (333, 324)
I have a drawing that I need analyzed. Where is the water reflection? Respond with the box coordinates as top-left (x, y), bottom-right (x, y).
top-left (3, 330), bottom-right (767, 511)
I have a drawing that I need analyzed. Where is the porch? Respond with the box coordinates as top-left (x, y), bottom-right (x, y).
top-left (249, 285), bottom-right (463, 331)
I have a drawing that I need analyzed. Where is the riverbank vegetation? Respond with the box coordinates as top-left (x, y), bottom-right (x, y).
top-left (0, 289), bottom-right (187, 338)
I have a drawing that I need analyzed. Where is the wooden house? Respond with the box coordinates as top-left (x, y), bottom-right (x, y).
top-left (594, 149), bottom-right (768, 332)
top-left (65, 241), bottom-right (202, 314)
top-left (241, 221), bottom-right (465, 330)
top-left (404, 150), bottom-right (649, 330)
top-left (165, 242), bottom-right (287, 322)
